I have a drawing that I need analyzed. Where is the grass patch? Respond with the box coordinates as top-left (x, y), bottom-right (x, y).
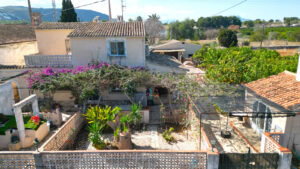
top-left (0, 116), bottom-right (46, 135)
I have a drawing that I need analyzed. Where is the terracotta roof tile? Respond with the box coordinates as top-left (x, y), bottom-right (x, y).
top-left (0, 24), bottom-right (35, 45)
top-left (36, 22), bottom-right (89, 30)
top-left (68, 22), bottom-right (145, 38)
top-left (244, 71), bottom-right (300, 109)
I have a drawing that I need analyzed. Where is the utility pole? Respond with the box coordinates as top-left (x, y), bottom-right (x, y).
top-left (27, 0), bottom-right (33, 25)
top-left (108, 0), bottom-right (112, 22)
top-left (52, 0), bottom-right (58, 22)
top-left (121, 0), bottom-right (126, 22)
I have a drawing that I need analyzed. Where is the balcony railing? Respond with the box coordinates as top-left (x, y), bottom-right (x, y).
top-left (24, 55), bottom-right (72, 68)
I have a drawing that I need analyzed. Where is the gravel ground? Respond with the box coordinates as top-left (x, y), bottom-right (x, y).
top-left (73, 124), bottom-right (198, 151)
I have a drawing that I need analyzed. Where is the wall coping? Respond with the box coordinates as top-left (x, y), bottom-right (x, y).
top-left (263, 132), bottom-right (291, 154)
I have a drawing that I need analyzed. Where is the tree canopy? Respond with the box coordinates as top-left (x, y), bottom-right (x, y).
top-left (60, 0), bottom-right (77, 22)
top-left (193, 47), bottom-right (298, 84)
top-left (218, 29), bottom-right (238, 48)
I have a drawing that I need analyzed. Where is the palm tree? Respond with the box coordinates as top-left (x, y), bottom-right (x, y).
top-left (148, 14), bottom-right (160, 21)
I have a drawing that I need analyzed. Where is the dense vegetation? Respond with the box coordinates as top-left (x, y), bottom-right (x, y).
top-left (168, 16), bottom-right (241, 40)
top-left (193, 47), bottom-right (298, 84)
top-left (240, 26), bottom-right (300, 41)
top-left (218, 29), bottom-right (238, 47)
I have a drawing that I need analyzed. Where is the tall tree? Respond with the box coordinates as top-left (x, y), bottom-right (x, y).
top-left (145, 14), bottom-right (163, 44)
top-left (60, 0), bottom-right (77, 22)
top-left (136, 16), bottom-right (143, 22)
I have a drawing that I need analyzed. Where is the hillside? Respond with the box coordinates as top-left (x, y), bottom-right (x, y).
top-left (0, 6), bottom-right (108, 22)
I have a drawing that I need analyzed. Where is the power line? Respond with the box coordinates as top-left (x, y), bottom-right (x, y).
top-left (41, 0), bottom-right (106, 17)
top-left (212, 0), bottom-right (247, 16)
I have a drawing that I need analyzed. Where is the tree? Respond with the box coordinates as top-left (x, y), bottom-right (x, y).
top-left (218, 29), bottom-right (238, 48)
top-left (243, 20), bottom-right (254, 28)
top-left (136, 16), bottom-right (143, 22)
top-left (60, 0), bottom-right (77, 22)
top-left (145, 14), bottom-right (163, 44)
top-left (293, 29), bottom-right (300, 42)
top-left (284, 17), bottom-right (299, 27)
top-left (250, 26), bottom-right (265, 47)
top-left (205, 29), bottom-right (219, 40)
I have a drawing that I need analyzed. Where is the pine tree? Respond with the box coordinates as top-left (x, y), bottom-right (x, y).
top-left (60, 0), bottom-right (77, 22)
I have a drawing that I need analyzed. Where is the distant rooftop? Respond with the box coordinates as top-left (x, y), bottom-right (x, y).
top-left (151, 40), bottom-right (201, 51)
top-left (68, 22), bottom-right (145, 38)
top-left (0, 24), bottom-right (36, 45)
top-left (244, 71), bottom-right (300, 110)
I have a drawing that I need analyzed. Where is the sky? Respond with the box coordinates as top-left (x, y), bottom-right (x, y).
top-left (1, 0), bottom-right (300, 22)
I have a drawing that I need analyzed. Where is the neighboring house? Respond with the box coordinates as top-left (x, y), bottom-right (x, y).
top-left (30, 22), bottom-right (146, 67)
top-left (35, 22), bottom-right (87, 55)
top-left (243, 65), bottom-right (300, 153)
top-left (68, 22), bottom-right (146, 67)
top-left (0, 24), bottom-right (37, 66)
top-left (151, 40), bottom-right (201, 62)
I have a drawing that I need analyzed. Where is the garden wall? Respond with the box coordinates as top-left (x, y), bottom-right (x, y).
top-left (0, 150), bottom-right (208, 169)
top-left (41, 112), bottom-right (84, 151)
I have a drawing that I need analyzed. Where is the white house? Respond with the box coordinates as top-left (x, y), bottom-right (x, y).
top-left (243, 55), bottom-right (300, 154)
top-left (29, 22), bottom-right (146, 67)
top-left (68, 22), bottom-right (146, 67)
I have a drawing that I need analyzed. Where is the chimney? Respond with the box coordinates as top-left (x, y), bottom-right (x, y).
top-left (297, 52), bottom-right (300, 81)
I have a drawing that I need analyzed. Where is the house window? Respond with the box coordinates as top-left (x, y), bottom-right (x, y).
top-left (108, 40), bottom-right (126, 56)
top-left (251, 101), bottom-right (273, 132)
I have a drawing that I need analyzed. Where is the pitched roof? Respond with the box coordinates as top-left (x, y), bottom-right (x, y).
top-left (151, 40), bottom-right (201, 53)
top-left (0, 24), bottom-right (36, 45)
top-left (244, 71), bottom-right (300, 110)
top-left (36, 22), bottom-right (89, 30)
top-left (68, 22), bottom-right (145, 38)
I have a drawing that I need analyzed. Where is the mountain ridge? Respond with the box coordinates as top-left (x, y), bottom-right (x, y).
top-left (0, 6), bottom-right (108, 22)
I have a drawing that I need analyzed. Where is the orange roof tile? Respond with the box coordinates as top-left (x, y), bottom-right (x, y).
top-left (244, 71), bottom-right (300, 109)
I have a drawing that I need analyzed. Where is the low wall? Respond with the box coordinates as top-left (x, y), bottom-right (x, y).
top-left (41, 112), bottom-right (84, 151)
top-left (0, 123), bottom-right (49, 150)
top-left (25, 123), bottom-right (49, 143)
top-left (0, 150), bottom-right (207, 169)
top-left (262, 132), bottom-right (292, 169)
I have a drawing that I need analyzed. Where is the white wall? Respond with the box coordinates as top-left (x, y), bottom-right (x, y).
top-left (0, 41), bottom-right (38, 65)
top-left (70, 37), bottom-right (145, 67)
top-left (0, 82), bottom-right (14, 115)
top-left (245, 89), bottom-right (288, 135)
top-left (35, 29), bottom-right (73, 55)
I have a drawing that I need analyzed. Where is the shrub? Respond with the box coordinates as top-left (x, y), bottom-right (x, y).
top-left (242, 41), bottom-right (250, 46)
top-left (218, 29), bottom-right (238, 48)
top-left (162, 127), bottom-right (175, 143)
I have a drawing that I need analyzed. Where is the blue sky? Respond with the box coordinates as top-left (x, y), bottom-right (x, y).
top-left (1, 0), bottom-right (300, 22)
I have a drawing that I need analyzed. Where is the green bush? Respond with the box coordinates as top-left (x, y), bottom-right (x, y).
top-left (162, 127), bottom-right (175, 143)
top-left (193, 47), bottom-right (298, 84)
top-left (242, 41), bottom-right (250, 46)
top-left (218, 29), bottom-right (238, 48)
